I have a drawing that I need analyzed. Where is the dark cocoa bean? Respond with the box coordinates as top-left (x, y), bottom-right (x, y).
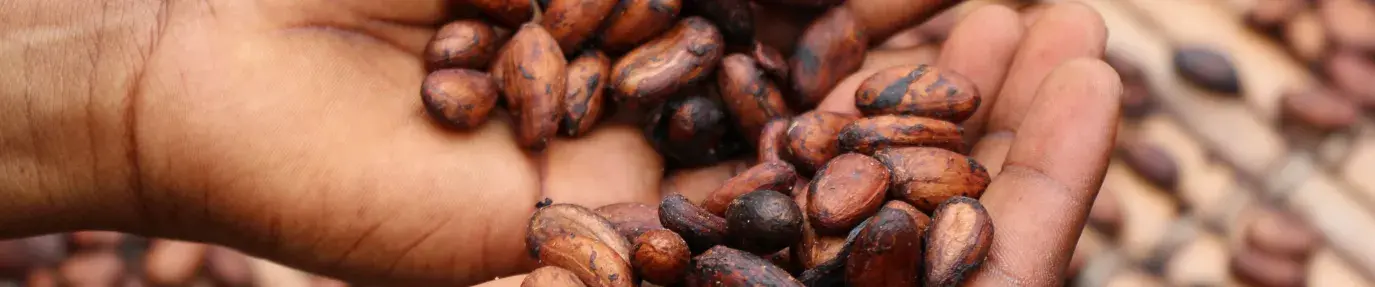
top-left (542, 0), bottom-right (618, 53)
top-left (844, 0), bottom-right (962, 44)
top-left (925, 196), bottom-right (994, 287)
top-left (719, 54), bottom-right (794, 144)
top-left (646, 92), bottom-right (733, 168)
top-left (790, 7), bottom-right (867, 109)
top-left (659, 193), bottom-right (729, 253)
top-left (1173, 46), bottom-right (1241, 94)
top-left (493, 23), bottom-right (569, 150)
top-left (687, 0), bottom-right (755, 45)
top-left (561, 51), bottom-right (612, 137)
top-left (687, 246), bottom-right (804, 287)
top-left (838, 115), bottom-right (964, 155)
top-left (611, 17), bottom-right (725, 109)
top-left (725, 190), bottom-right (804, 254)
top-left (1117, 138), bottom-right (1179, 191)
top-left (1280, 87), bottom-right (1359, 132)
top-left (595, 202), bottom-right (665, 243)
top-left (855, 65), bottom-right (981, 122)
top-left (425, 20), bottom-right (501, 70)
top-left (808, 153), bottom-right (890, 235)
top-left (757, 118), bottom-right (791, 163)
top-left (845, 201), bottom-right (925, 287)
top-left (785, 111), bottom-right (859, 176)
top-left (874, 147), bottom-right (991, 213)
top-left (522, 266), bottom-right (588, 287)
top-left (703, 160), bottom-right (798, 215)
top-left (599, 0), bottom-right (683, 52)
top-left (527, 204), bottom-right (634, 262)
top-left (422, 69), bottom-right (499, 130)
top-left (632, 230), bottom-right (691, 286)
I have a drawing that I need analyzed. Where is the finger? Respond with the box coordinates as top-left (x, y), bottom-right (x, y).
top-left (932, 5), bottom-right (1025, 144)
top-left (144, 239), bottom-right (210, 286)
top-left (543, 121), bottom-right (664, 209)
top-left (970, 2), bottom-right (1108, 176)
top-left (471, 274), bottom-right (528, 287)
top-left (966, 59), bottom-right (1121, 286)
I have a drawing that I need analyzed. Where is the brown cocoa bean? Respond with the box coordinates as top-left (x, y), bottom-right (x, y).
top-left (1230, 245), bottom-right (1305, 287)
top-left (1173, 46), bottom-right (1241, 94)
top-left (1320, 0), bottom-right (1375, 51)
top-left (925, 196), bottom-right (993, 287)
top-left (838, 115), bottom-right (964, 155)
top-left (687, 246), bottom-right (804, 287)
top-left (757, 118), bottom-right (791, 163)
top-left (425, 20), bottom-right (502, 70)
top-left (790, 181), bottom-right (847, 271)
top-left (1244, 209), bottom-right (1319, 260)
top-left (595, 202), bottom-right (665, 242)
top-left (1280, 86), bottom-right (1359, 132)
top-left (610, 17), bottom-right (725, 109)
top-left (493, 23), bottom-right (569, 150)
top-left (845, 201), bottom-right (925, 287)
top-left (659, 193), bottom-right (729, 253)
top-left (884, 199), bottom-right (931, 231)
top-left (785, 111), bottom-right (859, 175)
top-left (422, 69), bottom-right (499, 130)
top-left (632, 230), bottom-right (692, 286)
top-left (688, 0), bottom-right (754, 45)
top-left (719, 54), bottom-right (795, 144)
top-left (796, 219), bottom-right (865, 286)
top-left (808, 153), bottom-right (890, 235)
top-left (542, 0), bottom-right (618, 53)
top-left (1326, 49), bottom-right (1375, 108)
top-left (1088, 188), bottom-right (1123, 239)
top-left (790, 7), bottom-right (867, 109)
top-left (1245, 0), bottom-right (1303, 32)
top-left (844, 0), bottom-right (961, 44)
top-left (725, 190), bottom-right (804, 254)
top-left (537, 235), bottom-right (637, 287)
top-left (703, 161), bottom-right (799, 215)
top-left (523, 266), bottom-right (589, 287)
top-left (561, 51), bottom-right (612, 137)
top-left (874, 147), bottom-right (990, 212)
top-left (646, 92), bottom-right (735, 168)
top-left (854, 65), bottom-right (981, 122)
top-left (527, 204), bottom-right (634, 263)
top-left (753, 42), bottom-right (789, 82)
top-left (470, 0), bottom-right (534, 27)
top-left (1117, 139), bottom-right (1179, 191)
top-left (599, 0), bottom-right (683, 52)
top-left (1284, 10), bottom-right (1328, 66)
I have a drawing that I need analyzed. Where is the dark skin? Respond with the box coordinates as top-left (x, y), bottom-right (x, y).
top-left (0, 0), bottom-right (1118, 286)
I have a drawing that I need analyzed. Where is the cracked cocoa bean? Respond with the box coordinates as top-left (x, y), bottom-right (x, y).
top-left (725, 190), bottom-right (804, 255)
top-left (527, 204), bottom-right (634, 263)
top-left (845, 201), bottom-right (925, 287)
top-left (807, 153), bottom-right (889, 235)
top-left (703, 160), bottom-right (798, 215)
top-left (854, 64), bottom-right (981, 122)
top-left (561, 51), bottom-right (612, 137)
top-left (492, 23), bottom-right (568, 150)
top-left (659, 194), bottom-right (728, 253)
top-left (719, 54), bottom-right (794, 144)
top-left (425, 20), bottom-right (502, 70)
top-left (838, 115), bottom-right (963, 155)
top-left (421, 69), bottom-right (499, 130)
top-left (595, 202), bottom-right (665, 243)
top-left (925, 196), bottom-right (993, 287)
top-left (873, 147), bottom-right (990, 213)
top-left (611, 17), bottom-right (725, 109)
top-left (687, 246), bottom-right (804, 287)
top-left (789, 7), bottom-right (866, 109)
top-left (785, 111), bottom-right (858, 176)
top-left (599, 0), bottom-right (683, 52)
top-left (632, 230), bottom-right (691, 286)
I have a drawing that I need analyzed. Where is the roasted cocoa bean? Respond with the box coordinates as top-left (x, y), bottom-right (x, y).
top-left (537, 235), bottom-right (637, 287)
top-left (659, 194), bottom-right (729, 253)
top-left (1320, 0), bottom-right (1375, 51)
top-left (470, 0), bottom-right (534, 27)
top-left (785, 111), bottom-right (859, 176)
top-left (1280, 87), bottom-right (1359, 132)
top-left (561, 51), bottom-right (612, 137)
top-left (687, 246), bottom-right (804, 287)
top-left (522, 266), bottom-right (588, 287)
top-left (854, 65), bottom-right (981, 122)
top-left (422, 69), bottom-right (499, 130)
top-left (1117, 139), bottom-right (1179, 191)
top-left (542, 0), bottom-right (618, 53)
top-left (1284, 11), bottom-right (1328, 66)
top-left (719, 54), bottom-right (795, 144)
top-left (1173, 46), bottom-right (1241, 94)
top-left (632, 230), bottom-right (691, 286)
top-left (611, 17), bottom-right (725, 109)
top-left (703, 161), bottom-right (799, 215)
top-left (1230, 245), bottom-right (1305, 287)
top-left (838, 115), bottom-right (964, 155)
top-left (646, 91), bottom-right (734, 168)
top-left (790, 7), bottom-right (867, 109)
top-left (527, 204), bottom-right (634, 262)
top-left (1244, 209), bottom-right (1319, 260)
top-left (874, 147), bottom-right (991, 212)
top-left (757, 118), bottom-right (791, 163)
top-left (725, 190), bottom-right (804, 254)
top-left (1326, 49), bottom-right (1375, 108)
top-left (807, 153), bottom-right (890, 235)
top-left (599, 0), bottom-right (683, 52)
top-left (844, 0), bottom-right (962, 44)
top-left (595, 202), bottom-right (666, 242)
top-left (1088, 188), bottom-right (1123, 239)
top-left (844, 201), bottom-right (925, 287)
top-left (753, 42), bottom-right (789, 82)
top-left (493, 23), bottom-right (569, 150)
top-left (688, 0), bottom-right (754, 45)
top-left (925, 196), bottom-right (994, 287)
top-left (425, 20), bottom-right (502, 70)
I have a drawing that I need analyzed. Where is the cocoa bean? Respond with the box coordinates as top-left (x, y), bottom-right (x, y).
top-left (1320, 0), bottom-right (1375, 51)
top-left (1279, 86), bottom-right (1359, 132)
top-left (425, 20), bottom-right (502, 70)
top-left (757, 118), bottom-right (791, 163)
top-left (1326, 49), bottom-right (1375, 108)
top-left (838, 115), bottom-right (964, 155)
top-left (725, 190), bottom-right (804, 255)
top-left (845, 201), bottom-right (925, 287)
top-left (796, 219), bottom-right (865, 286)
top-left (599, 0), bottom-right (683, 52)
top-left (1117, 139), bottom-right (1179, 191)
top-left (808, 153), bottom-right (890, 235)
top-left (853, 64), bottom-right (981, 122)
top-left (844, 0), bottom-right (962, 44)
top-left (561, 51), bottom-right (612, 137)
top-left (1106, 54), bottom-right (1156, 119)
top-left (537, 235), bottom-right (637, 287)
top-left (1244, 209), bottom-right (1319, 260)
top-left (763, 248), bottom-right (799, 275)
top-left (703, 161), bottom-right (799, 215)
top-left (632, 230), bottom-right (691, 286)
top-left (610, 17), bottom-right (725, 109)
top-left (791, 181), bottom-right (847, 271)
top-left (785, 111), bottom-right (859, 176)
top-left (753, 42), bottom-right (790, 82)
top-left (527, 204), bottom-right (634, 263)
top-left (422, 69), bottom-right (499, 130)
top-left (688, 0), bottom-right (755, 45)
top-left (687, 246), bottom-right (804, 287)
top-left (646, 92), bottom-right (734, 168)
top-left (884, 199), bottom-right (932, 231)
top-left (925, 196), bottom-right (994, 287)
top-left (1173, 46), bottom-right (1241, 94)
top-left (1230, 245), bottom-right (1305, 287)
top-left (719, 54), bottom-right (794, 144)
top-left (542, 0), bottom-right (618, 53)
top-left (659, 194), bottom-right (729, 253)
top-left (595, 202), bottom-right (666, 243)
top-left (874, 147), bottom-right (991, 213)
top-left (1245, 0), bottom-right (1303, 32)
top-left (790, 7), bottom-right (867, 109)
top-left (522, 266), bottom-right (589, 287)
top-left (470, 0), bottom-right (534, 27)
top-left (493, 23), bottom-right (569, 150)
